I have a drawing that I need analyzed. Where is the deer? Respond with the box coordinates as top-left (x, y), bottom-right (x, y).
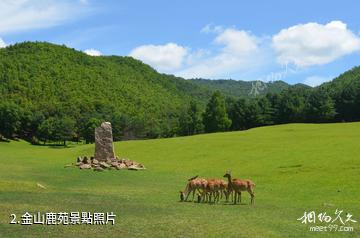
top-left (225, 186), bottom-right (242, 203)
top-left (223, 171), bottom-right (255, 205)
top-left (199, 179), bottom-right (229, 203)
top-left (180, 175), bottom-right (208, 202)
top-left (202, 179), bottom-right (221, 203)
top-left (218, 179), bottom-right (229, 202)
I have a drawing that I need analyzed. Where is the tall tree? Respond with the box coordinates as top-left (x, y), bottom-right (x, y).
top-left (53, 116), bottom-right (76, 145)
top-left (277, 88), bottom-right (308, 123)
top-left (229, 99), bottom-right (262, 130)
top-left (179, 100), bottom-right (204, 136)
top-left (0, 102), bottom-right (22, 139)
top-left (81, 117), bottom-right (102, 143)
top-left (203, 91), bottom-right (231, 133)
top-left (306, 89), bottom-right (336, 122)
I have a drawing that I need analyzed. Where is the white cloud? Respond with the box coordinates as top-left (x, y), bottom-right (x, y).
top-left (303, 75), bottom-right (332, 87)
top-left (214, 28), bottom-right (258, 56)
top-left (272, 21), bottom-right (360, 67)
top-left (201, 24), bottom-right (224, 34)
top-left (0, 38), bottom-right (6, 48)
top-left (176, 27), bottom-right (260, 78)
top-left (129, 27), bottom-right (260, 78)
top-left (129, 43), bottom-right (188, 71)
top-left (0, 0), bottom-right (89, 34)
top-left (84, 48), bottom-right (102, 56)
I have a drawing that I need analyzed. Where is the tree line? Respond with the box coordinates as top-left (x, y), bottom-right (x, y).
top-left (179, 72), bottom-right (360, 135)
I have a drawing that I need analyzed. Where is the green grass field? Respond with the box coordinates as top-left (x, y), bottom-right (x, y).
top-left (1, 123), bottom-right (359, 237)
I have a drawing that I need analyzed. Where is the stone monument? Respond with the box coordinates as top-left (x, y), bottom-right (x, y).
top-left (94, 122), bottom-right (115, 161)
top-left (67, 121), bottom-right (145, 171)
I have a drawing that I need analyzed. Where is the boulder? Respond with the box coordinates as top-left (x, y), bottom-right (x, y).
top-left (92, 158), bottom-right (99, 165)
top-left (128, 165), bottom-right (143, 170)
top-left (116, 163), bottom-right (127, 169)
top-left (99, 161), bottom-right (111, 169)
top-left (94, 167), bottom-right (105, 172)
top-left (79, 164), bottom-right (92, 169)
top-left (94, 122), bottom-right (115, 162)
top-left (125, 161), bottom-right (133, 167)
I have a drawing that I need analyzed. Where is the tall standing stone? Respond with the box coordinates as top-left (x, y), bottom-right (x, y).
top-left (94, 122), bottom-right (115, 162)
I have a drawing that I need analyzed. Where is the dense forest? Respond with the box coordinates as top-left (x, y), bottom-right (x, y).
top-left (0, 42), bottom-right (359, 144)
top-left (189, 78), bottom-right (296, 98)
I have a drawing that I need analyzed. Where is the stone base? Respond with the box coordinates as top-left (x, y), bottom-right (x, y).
top-left (66, 156), bottom-right (146, 171)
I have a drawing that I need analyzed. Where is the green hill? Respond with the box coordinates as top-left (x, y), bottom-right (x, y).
top-left (0, 42), bottom-right (294, 141)
top-left (189, 78), bottom-right (292, 98)
top-left (0, 123), bottom-right (359, 237)
top-left (320, 66), bottom-right (360, 121)
top-left (0, 42), bottom-right (211, 139)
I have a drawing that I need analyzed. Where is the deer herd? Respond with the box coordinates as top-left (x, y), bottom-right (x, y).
top-left (179, 171), bottom-right (255, 205)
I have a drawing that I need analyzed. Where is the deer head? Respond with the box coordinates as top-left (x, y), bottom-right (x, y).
top-left (188, 175), bottom-right (199, 181)
top-left (179, 191), bottom-right (185, 202)
top-left (223, 170), bottom-right (231, 178)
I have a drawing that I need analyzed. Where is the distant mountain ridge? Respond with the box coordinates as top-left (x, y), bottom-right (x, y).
top-left (189, 78), bottom-right (292, 98)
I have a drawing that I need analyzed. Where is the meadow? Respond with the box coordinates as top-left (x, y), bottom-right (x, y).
top-left (0, 123), bottom-right (359, 237)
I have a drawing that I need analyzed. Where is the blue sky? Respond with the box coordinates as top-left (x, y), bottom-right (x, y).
top-left (1, 0), bottom-right (360, 86)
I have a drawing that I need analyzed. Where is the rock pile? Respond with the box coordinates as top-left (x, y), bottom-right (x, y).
top-left (67, 156), bottom-right (146, 171)
top-left (65, 121), bottom-right (145, 172)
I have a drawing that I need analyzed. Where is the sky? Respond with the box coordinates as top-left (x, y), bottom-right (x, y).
top-left (0, 0), bottom-right (360, 86)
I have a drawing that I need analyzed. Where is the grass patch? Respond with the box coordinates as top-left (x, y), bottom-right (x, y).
top-left (1, 123), bottom-right (360, 237)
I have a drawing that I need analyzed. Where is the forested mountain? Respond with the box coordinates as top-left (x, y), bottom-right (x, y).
top-left (0, 42), bottom-right (211, 141)
top-left (0, 42), bottom-right (359, 144)
top-left (321, 66), bottom-right (360, 121)
top-left (189, 78), bottom-right (291, 98)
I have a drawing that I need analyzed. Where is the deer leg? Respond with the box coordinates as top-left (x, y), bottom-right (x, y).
top-left (234, 191), bottom-right (237, 204)
top-left (203, 192), bottom-right (208, 203)
top-left (184, 189), bottom-right (191, 201)
top-left (238, 192), bottom-right (241, 203)
top-left (191, 189), bottom-right (195, 201)
top-left (248, 189), bottom-right (255, 205)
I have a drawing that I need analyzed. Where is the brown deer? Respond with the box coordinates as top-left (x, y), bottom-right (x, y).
top-left (203, 179), bottom-right (221, 203)
top-left (219, 180), bottom-right (229, 202)
top-left (200, 179), bottom-right (229, 203)
top-left (180, 176), bottom-right (208, 202)
top-left (223, 171), bottom-right (255, 205)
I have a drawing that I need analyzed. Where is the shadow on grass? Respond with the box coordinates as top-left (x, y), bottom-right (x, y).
top-left (179, 200), bottom-right (249, 206)
top-left (31, 143), bottom-right (78, 149)
top-left (278, 164), bottom-right (302, 168)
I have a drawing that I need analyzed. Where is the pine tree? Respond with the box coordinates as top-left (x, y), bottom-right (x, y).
top-left (203, 91), bottom-right (231, 133)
